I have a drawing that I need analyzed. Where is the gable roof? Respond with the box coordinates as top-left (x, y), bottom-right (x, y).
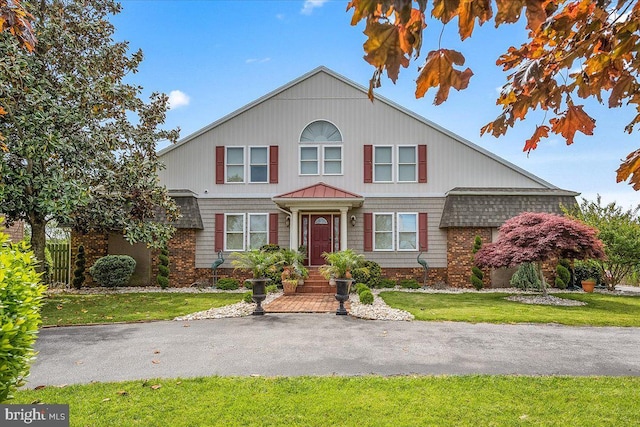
top-left (274, 182), bottom-right (363, 199)
top-left (158, 66), bottom-right (560, 190)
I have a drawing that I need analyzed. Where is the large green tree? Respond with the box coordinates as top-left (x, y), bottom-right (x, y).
top-left (0, 0), bottom-right (178, 270)
top-left (347, 0), bottom-right (640, 188)
top-left (564, 196), bottom-right (640, 290)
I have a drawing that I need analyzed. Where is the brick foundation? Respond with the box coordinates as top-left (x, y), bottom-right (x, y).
top-left (447, 227), bottom-right (492, 288)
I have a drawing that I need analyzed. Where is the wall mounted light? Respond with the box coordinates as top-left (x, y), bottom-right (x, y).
top-left (350, 215), bottom-right (356, 226)
top-left (285, 216), bottom-right (290, 227)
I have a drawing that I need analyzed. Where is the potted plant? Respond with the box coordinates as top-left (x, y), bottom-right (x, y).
top-left (230, 249), bottom-right (278, 315)
top-left (581, 277), bottom-right (597, 293)
top-left (280, 248), bottom-right (308, 295)
top-left (319, 249), bottom-right (368, 315)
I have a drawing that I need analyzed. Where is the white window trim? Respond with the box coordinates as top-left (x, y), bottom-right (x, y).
top-left (397, 145), bottom-right (418, 183)
top-left (299, 145), bottom-right (320, 176)
top-left (373, 146), bottom-right (394, 183)
top-left (397, 212), bottom-right (418, 252)
top-left (321, 145), bottom-right (343, 176)
top-left (373, 212), bottom-right (395, 251)
top-left (249, 146), bottom-right (269, 184)
top-left (225, 147), bottom-right (245, 184)
top-left (224, 213), bottom-right (246, 251)
top-left (248, 213), bottom-right (269, 250)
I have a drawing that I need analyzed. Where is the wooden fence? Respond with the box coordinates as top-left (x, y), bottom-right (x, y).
top-left (46, 242), bottom-right (70, 284)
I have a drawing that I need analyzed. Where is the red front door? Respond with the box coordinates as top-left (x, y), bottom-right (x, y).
top-left (310, 215), bottom-right (333, 265)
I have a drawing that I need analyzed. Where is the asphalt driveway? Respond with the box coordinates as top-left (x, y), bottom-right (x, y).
top-left (26, 314), bottom-right (640, 387)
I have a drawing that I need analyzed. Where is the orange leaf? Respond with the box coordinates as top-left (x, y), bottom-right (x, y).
top-left (523, 0), bottom-right (549, 31)
top-left (523, 125), bottom-right (550, 152)
top-left (481, 113), bottom-right (510, 137)
top-left (346, 0), bottom-right (380, 26)
top-left (549, 104), bottom-right (595, 145)
top-left (415, 49), bottom-right (473, 104)
top-left (151, 359), bottom-right (160, 364)
top-left (457, 0), bottom-right (493, 40)
top-left (431, 0), bottom-right (461, 24)
top-left (617, 148), bottom-right (640, 190)
top-left (609, 74), bottom-right (636, 108)
top-left (363, 21), bottom-right (410, 83)
top-left (0, 106), bottom-right (6, 115)
top-left (495, 0), bottom-right (525, 26)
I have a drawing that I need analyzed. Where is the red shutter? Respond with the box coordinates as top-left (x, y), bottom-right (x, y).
top-left (215, 213), bottom-right (225, 252)
top-left (269, 145), bottom-right (279, 184)
top-left (364, 145), bottom-right (373, 183)
top-left (419, 212), bottom-right (428, 251)
top-left (364, 213), bottom-right (373, 251)
top-left (215, 146), bottom-right (225, 184)
top-left (418, 145), bottom-right (427, 183)
top-left (269, 213), bottom-right (278, 245)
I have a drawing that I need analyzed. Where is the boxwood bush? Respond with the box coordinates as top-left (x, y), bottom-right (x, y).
top-left (352, 260), bottom-right (382, 288)
top-left (354, 283), bottom-right (369, 295)
top-left (399, 279), bottom-right (420, 289)
top-left (89, 255), bottom-right (136, 288)
top-left (216, 278), bottom-right (240, 290)
top-left (0, 231), bottom-right (46, 402)
top-left (359, 289), bottom-right (374, 305)
top-left (377, 278), bottom-right (397, 288)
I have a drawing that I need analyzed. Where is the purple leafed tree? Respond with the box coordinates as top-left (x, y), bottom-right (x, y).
top-left (474, 212), bottom-right (606, 295)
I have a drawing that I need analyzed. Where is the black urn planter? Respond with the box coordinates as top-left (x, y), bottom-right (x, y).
top-left (334, 278), bottom-right (352, 315)
top-left (249, 278), bottom-right (268, 315)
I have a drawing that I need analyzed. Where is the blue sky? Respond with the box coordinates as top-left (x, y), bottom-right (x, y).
top-left (112, 0), bottom-right (640, 209)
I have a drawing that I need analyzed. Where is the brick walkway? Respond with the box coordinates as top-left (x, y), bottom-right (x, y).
top-left (264, 294), bottom-right (350, 313)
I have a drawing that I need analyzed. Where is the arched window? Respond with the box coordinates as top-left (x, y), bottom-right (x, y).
top-left (299, 121), bottom-right (343, 175)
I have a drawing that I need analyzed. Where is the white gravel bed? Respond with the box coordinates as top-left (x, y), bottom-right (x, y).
top-left (505, 295), bottom-right (587, 306)
top-left (174, 292), bottom-right (282, 321)
top-left (348, 293), bottom-right (414, 321)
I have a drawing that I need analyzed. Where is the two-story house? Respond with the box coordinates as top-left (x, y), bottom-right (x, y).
top-left (73, 66), bottom-right (577, 288)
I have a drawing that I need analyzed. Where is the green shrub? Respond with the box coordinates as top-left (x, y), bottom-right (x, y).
top-left (574, 262), bottom-right (603, 286)
top-left (471, 266), bottom-right (484, 290)
top-left (266, 284), bottom-right (278, 294)
top-left (510, 262), bottom-right (542, 291)
top-left (354, 283), bottom-right (369, 295)
top-left (260, 244), bottom-right (281, 253)
top-left (157, 246), bottom-right (170, 289)
top-left (555, 263), bottom-right (571, 289)
top-left (72, 245), bottom-right (86, 289)
top-left (352, 260), bottom-right (382, 288)
top-left (242, 291), bottom-right (253, 303)
top-left (216, 278), bottom-right (240, 290)
top-left (0, 231), bottom-right (46, 402)
top-left (378, 278), bottom-right (397, 288)
top-left (243, 280), bottom-right (253, 290)
top-left (44, 247), bottom-right (54, 283)
top-left (89, 255), bottom-right (136, 288)
top-left (399, 279), bottom-right (420, 289)
top-left (359, 289), bottom-right (374, 305)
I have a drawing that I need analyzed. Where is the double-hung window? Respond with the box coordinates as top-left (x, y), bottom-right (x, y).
top-left (397, 213), bottom-right (418, 250)
top-left (226, 147), bottom-right (244, 183)
top-left (300, 146), bottom-right (319, 175)
top-left (374, 213), bottom-right (394, 251)
top-left (397, 146), bottom-right (417, 182)
top-left (224, 213), bottom-right (269, 251)
top-left (249, 147), bottom-right (268, 183)
top-left (374, 147), bottom-right (393, 182)
top-left (323, 146), bottom-right (342, 174)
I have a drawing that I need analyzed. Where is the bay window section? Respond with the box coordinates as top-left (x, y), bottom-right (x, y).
top-left (397, 213), bottom-right (418, 250)
top-left (248, 214), bottom-right (268, 249)
top-left (398, 146), bottom-right (417, 182)
top-left (374, 213), bottom-right (394, 251)
top-left (300, 146), bottom-right (319, 175)
top-left (226, 147), bottom-right (244, 183)
top-left (250, 147), bottom-right (268, 183)
top-left (225, 214), bottom-right (245, 251)
top-left (374, 147), bottom-right (393, 182)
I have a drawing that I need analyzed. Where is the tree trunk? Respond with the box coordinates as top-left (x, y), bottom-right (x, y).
top-left (537, 262), bottom-right (548, 297)
top-left (30, 219), bottom-right (47, 275)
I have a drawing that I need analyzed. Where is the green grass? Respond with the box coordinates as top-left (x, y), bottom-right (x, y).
top-left (12, 376), bottom-right (640, 426)
top-left (380, 292), bottom-right (640, 326)
top-left (41, 293), bottom-right (243, 326)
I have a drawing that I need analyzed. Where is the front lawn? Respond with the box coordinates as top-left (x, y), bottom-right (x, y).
top-left (41, 293), bottom-right (243, 326)
top-left (380, 291), bottom-right (640, 326)
top-left (13, 376), bottom-right (640, 426)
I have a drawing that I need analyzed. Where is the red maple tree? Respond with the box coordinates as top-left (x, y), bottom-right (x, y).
top-left (474, 212), bottom-right (605, 295)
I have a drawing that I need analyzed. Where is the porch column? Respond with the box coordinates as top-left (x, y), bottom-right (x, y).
top-left (289, 208), bottom-right (299, 250)
top-left (340, 208), bottom-right (348, 250)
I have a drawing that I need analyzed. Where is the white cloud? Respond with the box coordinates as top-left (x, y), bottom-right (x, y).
top-left (245, 58), bottom-right (271, 64)
top-left (301, 0), bottom-right (328, 15)
top-left (167, 90), bottom-right (190, 110)
top-left (276, 13), bottom-right (285, 20)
